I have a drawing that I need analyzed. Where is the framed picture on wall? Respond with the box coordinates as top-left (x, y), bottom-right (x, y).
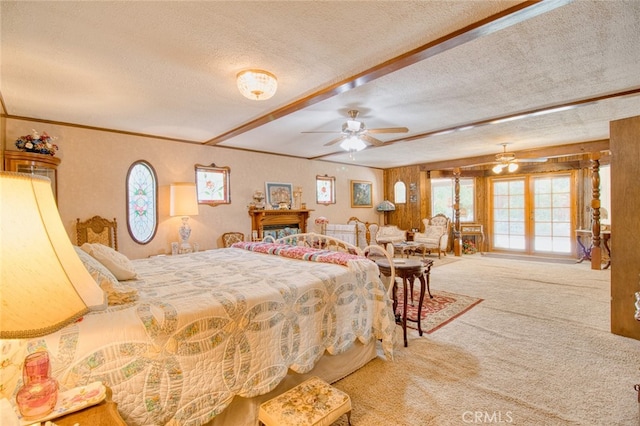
top-left (316, 175), bottom-right (336, 204)
top-left (265, 182), bottom-right (293, 208)
top-left (350, 180), bottom-right (372, 208)
top-left (195, 163), bottom-right (230, 206)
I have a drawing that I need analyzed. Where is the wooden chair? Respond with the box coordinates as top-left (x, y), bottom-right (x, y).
top-left (76, 216), bottom-right (118, 251)
top-left (222, 232), bottom-right (245, 247)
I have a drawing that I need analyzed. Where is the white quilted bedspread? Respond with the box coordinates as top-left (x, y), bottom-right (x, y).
top-left (20, 248), bottom-right (395, 425)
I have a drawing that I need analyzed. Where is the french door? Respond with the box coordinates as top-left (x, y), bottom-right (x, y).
top-left (490, 172), bottom-right (575, 256)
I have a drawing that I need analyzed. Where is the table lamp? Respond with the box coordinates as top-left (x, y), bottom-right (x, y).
top-left (170, 182), bottom-right (199, 253)
top-left (0, 172), bottom-right (107, 419)
top-left (376, 200), bottom-right (396, 225)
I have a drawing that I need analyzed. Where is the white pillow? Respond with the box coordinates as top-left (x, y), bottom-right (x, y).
top-left (81, 243), bottom-right (138, 280)
top-left (74, 247), bottom-right (137, 305)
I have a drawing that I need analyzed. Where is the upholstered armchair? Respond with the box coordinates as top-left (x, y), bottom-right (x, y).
top-left (413, 214), bottom-right (451, 258)
top-left (370, 224), bottom-right (407, 245)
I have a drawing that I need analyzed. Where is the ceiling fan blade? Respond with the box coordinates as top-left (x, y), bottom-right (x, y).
top-left (324, 135), bottom-right (346, 147)
top-left (361, 134), bottom-right (384, 146)
top-left (367, 127), bottom-right (409, 134)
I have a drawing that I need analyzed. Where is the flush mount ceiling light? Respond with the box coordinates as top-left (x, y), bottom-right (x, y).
top-left (236, 69), bottom-right (278, 100)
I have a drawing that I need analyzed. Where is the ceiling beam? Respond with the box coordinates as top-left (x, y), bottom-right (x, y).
top-left (380, 87), bottom-right (640, 147)
top-left (417, 140), bottom-right (610, 171)
top-left (205, 0), bottom-right (571, 146)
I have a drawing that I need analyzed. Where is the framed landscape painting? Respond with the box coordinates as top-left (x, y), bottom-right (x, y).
top-left (351, 180), bottom-right (372, 208)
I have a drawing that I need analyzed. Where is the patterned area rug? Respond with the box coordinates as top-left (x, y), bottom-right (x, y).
top-left (395, 288), bottom-right (482, 333)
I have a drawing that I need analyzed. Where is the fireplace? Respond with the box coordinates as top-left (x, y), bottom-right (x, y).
top-left (248, 208), bottom-right (313, 241)
top-left (262, 224), bottom-right (300, 240)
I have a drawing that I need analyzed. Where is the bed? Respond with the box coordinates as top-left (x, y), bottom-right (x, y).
top-left (7, 236), bottom-right (396, 425)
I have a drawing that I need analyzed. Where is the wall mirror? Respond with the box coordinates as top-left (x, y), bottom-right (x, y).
top-left (394, 181), bottom-right (407, 204)
top-left (195, 163), bottom-right (231, 206)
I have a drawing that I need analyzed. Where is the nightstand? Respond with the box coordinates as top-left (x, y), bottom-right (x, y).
top-left (55, 386), bottom-right (126, 426)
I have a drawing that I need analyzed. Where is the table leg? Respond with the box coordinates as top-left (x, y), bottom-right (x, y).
top-left (603, 235), bottom-right (611, 269)
top-left (416, 274), bottom-right (426, 336)
top-left (576, 235), bottom-right (592, 263)
top-left (402, 276), bottom-right (408, 347)
top-left (392, 279), bottom-right (399, 324)
top-left (409, 280), bottom-right (414, 305)
top-left (422, 261), bottom-right (433, 299)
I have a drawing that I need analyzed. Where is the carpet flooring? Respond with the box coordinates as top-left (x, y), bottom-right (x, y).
top-left (332, 254), bottom-right (640, 425)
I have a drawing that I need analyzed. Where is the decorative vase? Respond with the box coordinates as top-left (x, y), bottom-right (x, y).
top-left (178, 217), bottom-right (192, 254)
top-left (16, 351), bottom-right (59, 420)
top-left (252, 190), bottom-right (265, 209)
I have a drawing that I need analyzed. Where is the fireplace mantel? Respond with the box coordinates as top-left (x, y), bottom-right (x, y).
top-left (248, 208), bottom-right (313, 240)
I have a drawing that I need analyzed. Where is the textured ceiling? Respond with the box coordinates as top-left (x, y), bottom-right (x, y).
top-left (2, 1), bottom-right (639, 169)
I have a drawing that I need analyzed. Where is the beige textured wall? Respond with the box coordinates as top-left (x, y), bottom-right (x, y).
top-left (4, 118), bottom-right (383, 259)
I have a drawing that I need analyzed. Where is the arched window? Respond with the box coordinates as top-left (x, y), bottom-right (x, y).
top-left (394, 181), bottom-right (407, 204)
top-left (126, 160), bottom-right (158, 244)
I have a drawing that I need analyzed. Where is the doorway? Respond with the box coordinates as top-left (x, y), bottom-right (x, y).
top-left (490, 172), bottom-right (575, 256)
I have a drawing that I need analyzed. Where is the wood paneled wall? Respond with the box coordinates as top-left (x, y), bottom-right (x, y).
top-left (383, 166), bottom-right (491, 237)
top-left (383, 166), bottom-right (424, 230)
top-left (610, 115), bottom-right (640, 340)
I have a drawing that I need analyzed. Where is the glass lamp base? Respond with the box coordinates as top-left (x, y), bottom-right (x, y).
top-left (16, 379), bottom-right (59, 420)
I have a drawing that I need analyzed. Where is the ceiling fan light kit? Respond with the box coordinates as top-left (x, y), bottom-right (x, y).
top-left (303, 109), bottom-right (409, 153)
top-left (492, 144), bottom-right (520, 174)
top-left (340, 136), bottom-right (367, 152)
top-left (236, 69), bottom-right (277, 100)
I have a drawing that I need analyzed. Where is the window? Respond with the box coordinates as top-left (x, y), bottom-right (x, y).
top-left (394, 181), bottom-right (406, 204)
top-left (126, 160), bottom-right (158, 244)
top-left (491, 172), bottom-right (574, 255)
top-left (431, 178), bottom-right (475, 222)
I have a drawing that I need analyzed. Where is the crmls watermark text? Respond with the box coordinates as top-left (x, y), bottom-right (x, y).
top-left (462, 411), bottom-right (514, 423)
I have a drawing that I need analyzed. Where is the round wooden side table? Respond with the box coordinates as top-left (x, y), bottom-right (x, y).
top-left (376, 258), bottom-right (433, 347)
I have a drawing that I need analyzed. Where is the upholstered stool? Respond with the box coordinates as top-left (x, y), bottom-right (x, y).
top-left (258, 376), bottom-right (352, 426)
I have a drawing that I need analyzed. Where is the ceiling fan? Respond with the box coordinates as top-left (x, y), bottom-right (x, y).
top-left (302, 109), bottom-right (409, 151)
top-left (492, 144), bottom-right (547, 173)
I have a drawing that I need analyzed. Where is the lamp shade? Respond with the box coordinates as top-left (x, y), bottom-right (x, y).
top-left (170, 183), bottom-right (199, 217)
top-left (376, 200), bottom-right (396, 212)
top-left (236, 69), bottom-right (278, 100)
top-left (0, 172), bottom-right (107, 339)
